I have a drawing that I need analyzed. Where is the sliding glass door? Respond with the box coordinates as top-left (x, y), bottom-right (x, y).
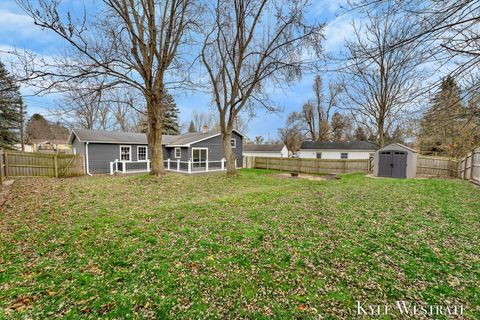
top-left (192, 148), bottom-right (208, 169)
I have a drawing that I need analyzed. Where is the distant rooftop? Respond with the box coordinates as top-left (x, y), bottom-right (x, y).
top-left (243, 144), bottom-right (284, 152)
top-left (300, 141), bottom-right (378, 150)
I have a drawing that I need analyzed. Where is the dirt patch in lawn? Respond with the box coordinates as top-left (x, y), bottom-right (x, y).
top-left (0, 180), bottom-right (15, 208)
top-left (272, 173), bottom-right (335, 181)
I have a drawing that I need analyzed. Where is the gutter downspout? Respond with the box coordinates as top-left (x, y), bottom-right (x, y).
top-left (85, 142), bottom-right (93, 176)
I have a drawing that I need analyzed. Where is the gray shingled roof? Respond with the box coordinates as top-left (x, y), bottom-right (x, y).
top-left (301, 141), bottom-right (378, 150)
top-left (165, 130), bottom-right (223, 146)
top-left (69, 128), bottom-right (242, 146)
top-left (243, 144), bottom-right (284, 152)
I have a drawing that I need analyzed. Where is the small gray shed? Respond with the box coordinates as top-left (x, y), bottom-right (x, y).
top-left (374, 143), bottom-right (417, 178)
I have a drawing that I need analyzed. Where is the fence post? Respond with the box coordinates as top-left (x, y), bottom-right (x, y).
top-left (188, 160), bottom-right (191, 173)
top-left (470, 149), bottom-right (475, 181)
top-left (206, 159), bottom-right (209, 172)
top-left (54, 154), bottom-right (59, 178)
top-left (0, 150), bottom-right (4, 187)
top-left (177, 159), bottom-right (180, 172)
top-left (221, 158), bottom-right (225, 170)
top-left (147, 160), bottom-right (150, 172)
top-left (110, 161), bottom-right (114, 175)
top-left (123, 161), bottom-right (126, 173)
top-left (457, 159), bottom-right (461, 178)
top-left (167, 158), bottom-right (171, 170)
top-left (4, 150), bottom-right (8, 177)
top-left (463, 155), bottom-right (468, 180)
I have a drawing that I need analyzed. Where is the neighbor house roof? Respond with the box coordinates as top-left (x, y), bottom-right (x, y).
top-left (300, 141), bottom-right (378, 150)
top-left (243, 144), bottom-right (284, 152)
top-left (69, 128), bottom-right (244, 147)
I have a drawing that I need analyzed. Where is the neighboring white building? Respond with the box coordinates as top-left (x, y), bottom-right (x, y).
top-left (13, 144), bottom-right (34, 152)
top-left (297, 141), bottom-right (378, 160)
top-left (243, 144), bottom-right (289, 158)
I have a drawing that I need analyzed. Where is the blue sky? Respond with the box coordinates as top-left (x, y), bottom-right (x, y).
top-left (0, 0), bottom-right (355, 140)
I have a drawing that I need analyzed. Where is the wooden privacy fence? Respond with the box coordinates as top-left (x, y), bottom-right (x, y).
top-left (246, 155), bottom-right (461, 178)
top-left (458, 148), bottom-right (480, 184)
top-left (251, 157), bottom-right (371, 174)
top-left (2, 150), bottom-right (85, 178)
top-left (416, 156), bottom-right (458, 177)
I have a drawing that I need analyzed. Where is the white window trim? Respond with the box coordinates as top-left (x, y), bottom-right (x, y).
top-left (174, 147), bottom-right (181, 159)
top-left (191, 147), bottom-right (209, 163)
top-left (137, 146), bottom-right (148, 162)
top-left (230, 138), bottom-right (236, 148)
top-left (120, 145), bottom-right (132, 162)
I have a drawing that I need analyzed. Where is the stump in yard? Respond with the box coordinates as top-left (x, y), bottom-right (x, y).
top-left (290, 172), bottom-right (299, 178)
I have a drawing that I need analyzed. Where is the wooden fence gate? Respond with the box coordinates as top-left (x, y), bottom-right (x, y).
top-left (1, 150), bottom-right (85, 179)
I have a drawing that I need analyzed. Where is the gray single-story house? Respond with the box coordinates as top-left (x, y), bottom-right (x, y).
top-left (68, 128), bottom-right (244, 174)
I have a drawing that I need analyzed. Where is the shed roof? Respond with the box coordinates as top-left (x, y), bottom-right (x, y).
top-left (379, 143), bottom-right (417, 153)
top-left (300, 141), bottom-right (378, 150)
top-left (243, 144), bottom-right (284, 152)
top-left (69, 128), bottom-right (243, 147)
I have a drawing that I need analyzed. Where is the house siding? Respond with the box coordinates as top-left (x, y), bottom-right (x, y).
top-left (88, 143), bottom-right (148, 173)
top-left (189, 132), bottom-right (243, 167)
top-left (71, 136), bottom-right (85, 156)
top-left (71, 130), bottom-right (243, 173)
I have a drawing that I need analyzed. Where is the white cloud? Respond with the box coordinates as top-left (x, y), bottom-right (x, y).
top-left (323, 14), bottom-right (356, 52)
top-left (0, 10), bottom-right (40, 38)
top-left (313, 0), bottom-right (348, 14)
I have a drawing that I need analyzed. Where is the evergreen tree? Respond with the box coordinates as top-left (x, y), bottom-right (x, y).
top-left (162, 92), bottom-right (180, 135)
top-left (418, 76), bottom-right (478, 157)
top-left (137, 91), bottom-right (180, 135)
top-left (0, 61), bottom-right (23, 149)
top-left (188, 121), bottom-right (196, 133)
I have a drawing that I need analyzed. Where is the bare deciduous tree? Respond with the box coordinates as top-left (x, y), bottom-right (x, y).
top-left (191, 110), bottom-right (217, 132)
top-left (346, 0), bottom-right (480, 126)
top-left (54, 82), bottom-right (144, 132)
top-left (278, 126), bottom-right (303, 155)
top-left (341, 5), bottom-right (425, 147)
top-left (201, 0), bottom-right (323, 174)
top-left (288, 75), bottom-right (343, 141)
top-left (14, 0), bottom-right (195, 176)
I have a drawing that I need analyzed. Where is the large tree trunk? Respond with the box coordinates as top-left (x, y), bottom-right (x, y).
top-left (147, 95), bottom-right (165, 176)
top-left (222, 130), bottom-right (237, 175)
top-left (378, 118), bottom-right (385, 147)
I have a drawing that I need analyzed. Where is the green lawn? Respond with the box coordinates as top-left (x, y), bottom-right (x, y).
top-left (0, 170), bottom-right (479, 319)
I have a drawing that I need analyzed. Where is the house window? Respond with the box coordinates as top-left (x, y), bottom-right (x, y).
top-left (230, 138), bottom-right (236, 148)
top-left (138, 146), bottom-right (148, 161)
top-left (174, 147), bottom-right (181, 158)
top-left (341, 153), bottom-right (348, 159)
top-left (316, 152), bottom-right (322, 159)
top-left (120, 146), bottom-right (131, 161)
